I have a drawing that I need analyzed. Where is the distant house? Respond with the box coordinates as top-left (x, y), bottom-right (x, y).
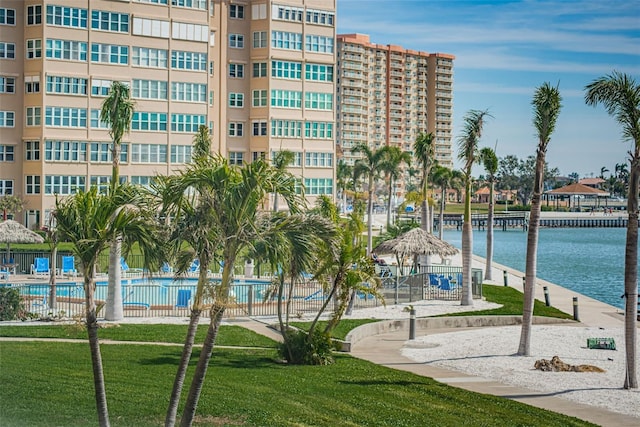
top-left (474, 187), bottom-right (517, 204)
top-left (578, 178), bottom-right (606, 189)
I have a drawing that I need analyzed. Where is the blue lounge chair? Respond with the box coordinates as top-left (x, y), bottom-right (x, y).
top-left (60, 256), bottom-right (78, 277)
top-left (428, 273), bottom-right (441, 287)
top-left (31, 257), bottom-right (50, 277)
top-left (161, 262), bottom-right (174, 274)
top-left (438, 277), bottom-right (456, 291)
top-left (0, 267), bottom-right (10, 280)
top-left (188, 259), bottom-right (200, 275)
top-left (175, 289), bottom-right (192, 308)
top-left (120, 257), bottom-right (130, 273)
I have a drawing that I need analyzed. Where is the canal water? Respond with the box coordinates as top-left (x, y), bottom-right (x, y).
top-left (442, 227), bottom-right (639, 309)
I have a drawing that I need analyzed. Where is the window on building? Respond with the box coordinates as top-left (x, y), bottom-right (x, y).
top-left (304, 122), bottom-right (334, 139)
top-left (0, 145), bottom-right (14, 161)
top-left (25, 75), bottom-right (41, 93)
top-left (251, 4), bottom-right (267, 20)
top-left (132, 47), bottom-right (168, 68)
top-left (46, 75), bottom-right (86, 95)
top-left (91, 43), bottom-right (128, 64)
top-left (135, 0), bottom-right (168, 4)
top-left (229, 34), bottom-right (244, 48)
top-left (229, 152), bottom-right (243, 165)
top-left (131, 144), bottom-right (167, 163)
top-left (0, 180), bottom-right (14, 195)
top-left (0, 42), bottom-right (16, 59)
top-left (171, 82), bottom-right (206, 102)
top-left (253, 62), bottom-right (267, 77)
top-left (305, 152), bottom-right (334, 167)
top-left (172, 21), bottom-right (208, 42)
top-left (46, 5), bottom-right (87, 28)
top-left (89, 143), bottom-right (113, 163)
top-left (271, 60), bottom-right (301, 79)
top-left (0, 111), bottom-right (15, 127)
top-left (252, 151), bottom-right (266, 161)
top-left (304, 178), bottom-right (333, 195)
top-left (26, 107), bottom-right (41, 126)
top-left (253, 31), bottom-right (267, 48)
top-left (25, 141), bottom-right (40, 161)
top-left (272, 4), bottom-right (303, 22)
top-left (171, 145), bottom-right (192, 163)
top-left (0, 76), bottom-right (15, 93)
top-left (26, 39), bottom-right (42, 59)
top-left (305, 9), bottom-right (335, 26)
top-left (90, 110), bottom-right (109, 129)
top-left (45, 39), bottom-right (87, 61)
top-left (171, 114), bottom-right (205, 133)
top-left (252, 121), bottom-right (267, 136)
top-left (271, 31), bottom-right (302, 50)
top-left (270, 120), bottom-right (302, 138)
top-left (90, 176), bottom-right (112, 193)
top-left (45, 107), bottom-right (87, 128)
top-left (272, 149), bottom-right (302, 166)
top-left (228, 122), bottom-right (243, 137)
top-left (270, 90), bottom-right (302, 108)
top-left (229, 63), bottom-right (244, 78)
top-left (228, 93), bottom-right (244, 107)
top-left (44, 140), bottom-right (88, 162)
top-left (44, 175), bottom-right (86, 195)
top-left (304, 92), bottom-right (333, 110)
top-left (131, 17), bottom-right (170, 38)
top-left (132, 79), bottom-right (168, 100)
top-left (91, 79), bottom-right (113, 96)
top-left (0, 8), bottom-right (16, 25)
top-left (252, 90), bottom-right (267, 107)
top-left (230, 4), bottom-right (244, 18)
top-left (91, 10), bottom-right (129, 33)
top-left (130, 176), bottom-right (155, 188)
top-left (209, 61), bottom-right (214, 75)
top-left (305, 64), bottom-right (334, 82)
top-left (172, 0), bottom-right (206, 9)
top-left (27, 5), bottom-right (42, 25)
top-left (171, 50), bottom-right (206, 71)
top-left (26, 175), bottom-right (40, 194)
top-left (305, 35), bottom-right (334, 53)
top-left (132, 111), bottom-right (167, 131)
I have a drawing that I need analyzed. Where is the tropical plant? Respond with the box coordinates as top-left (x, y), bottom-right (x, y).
top-left (379, 146), bottom-right (411, 227)
top-left (336, 160), bottom-right (353, 213)
top-left (585, 71), bottom-right (639, 389)
top-left (413, 132), bottom-right (436, 233)
top-left (162, 156), bottom-right (303, 427)
top-left (479, 147), bottom-right (498, 280)
top-left (352, 144), bottom-right (387, 255)
top-left (431, 166), bottom-right (463, 240)
top-left (53, 185), bottom-right (162, 427)
top-left (100, 81), bottom-right (134, 322)
top-left (457, 110), bottom-right (491, 306)
top-left (518, 82), bottom-right (562, 356)
top-left (271, 149), bottom-right (296, 211)
top-left (0, 195), bottom-right (25, 221)
top-left (192, 125), bottom-right (211, 161)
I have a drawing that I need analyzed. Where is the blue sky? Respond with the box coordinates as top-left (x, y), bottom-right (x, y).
top-left (337, 0), bottom-right (640, 178)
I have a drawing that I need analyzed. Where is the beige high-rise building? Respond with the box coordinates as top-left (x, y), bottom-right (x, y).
top-left (0, 0), bottom-right (336, 228)
top-left (336, 34), bottom-right (454, 169)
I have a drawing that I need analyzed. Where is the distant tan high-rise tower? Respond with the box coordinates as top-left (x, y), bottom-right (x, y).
top-left (0, 0), bottom-right (336, 228)
top-left (336, 34), bottom-right (454, 169)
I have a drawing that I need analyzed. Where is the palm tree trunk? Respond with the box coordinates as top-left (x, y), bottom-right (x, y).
top-left (438, 187), bottom-right (445, 240)
top-left (179, 304), bottom-right (225, 427)
top-left (49, 246), bottom-right (57, 309)
top-left (518, 155), bottom-right (544, 356)
top-left (165, 309), bottom-right (202, 427)
top-left (105, 238), bottom-right (123, 320)
top-left (386, 178), bottom-right (393, 227)
top-left (623, 159), bottom-right (638, 389)
top-left (366, 180), bottom-right (374, 255)
top-left (461, 179), bottom-right (473, 306)
top-left (85, 274), bottom-right (110, 427)
top-left (485, 181), bottom-right (495, 280)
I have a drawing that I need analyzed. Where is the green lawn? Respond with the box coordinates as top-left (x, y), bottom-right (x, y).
top-left (0, 341), bottom-right (593, 427)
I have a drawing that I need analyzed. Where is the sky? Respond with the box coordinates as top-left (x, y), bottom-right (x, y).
top-left (337, 0), bottom-right (640, 178)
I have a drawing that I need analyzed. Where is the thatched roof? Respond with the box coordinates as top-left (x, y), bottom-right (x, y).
top-left (373, 227), bottom-right (458, 259)
top-left (0, 220), bottom-right (45, 244)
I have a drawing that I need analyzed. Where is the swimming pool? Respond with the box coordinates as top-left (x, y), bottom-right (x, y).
top-left (15, 277), bottom-right (274, 306)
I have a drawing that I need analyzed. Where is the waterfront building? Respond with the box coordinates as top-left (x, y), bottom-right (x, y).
top-left (335, 33), bottom-right (454, 170)
top-left (0, 0), bottom-right (336, 228)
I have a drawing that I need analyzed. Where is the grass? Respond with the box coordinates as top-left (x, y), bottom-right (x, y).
top-left (0, 324), bottom-right (278, 348)
top-left (0, 340), bottom-right (594, 427)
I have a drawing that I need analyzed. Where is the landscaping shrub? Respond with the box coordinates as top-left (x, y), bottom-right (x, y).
top-left (279, 329), bottom-right (335, 365)
top-left (0, 287), bottom-right (26, 321)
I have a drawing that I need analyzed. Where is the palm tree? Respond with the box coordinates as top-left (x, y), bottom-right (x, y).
top-left (336, 160), bottom-right (353, 213)
top-left (192, 125), bottom-right (211, 161)
top-left (100, 81), bottom-right (134, 322)
top-left (352, 143), bottom-right (386, 255)
top-left (174, 157), bottom-right (303, 427)
top-left (518, 82), bottom-right (562, 356)
top-left (53, 185), bottom-right (162, 427)
top-left (379, 146), bottom-right (411, 227)
top-left (431, 165), bottom-right (451, 240)
top-left (599, 166), bottom-right (610, 179)
top-left (413, 132), bottom-right (435, 233)
top-left (479, 147), bottom-right (498, 281)
top-left (585, 71), bottom-right (639, 389)
top-left (271, 149), bottom-right (296, 211)
top-left (457, 110), bottom-right (491, 306)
